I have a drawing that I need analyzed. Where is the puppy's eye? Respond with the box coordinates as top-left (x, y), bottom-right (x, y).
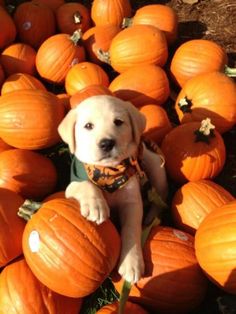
top-left (114, 119), bottom-right (124, 126)
top-left (84, 122), bottom-right (94, 130)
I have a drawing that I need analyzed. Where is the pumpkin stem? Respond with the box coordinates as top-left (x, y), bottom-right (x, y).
top-left (74, 11), bottom-right (82, 24)
top-left (97, 49), bottom-right (111, 65)
top-left (70, 29), bottom-right (83, 45)
top-left (18, 199), bottom-right (42, 221)
top-left (121, 17), bottom-right (133, 28)
top-left (194, 118), bottom-right (215, 144)
top-left (178, 96), bottom-right (192, 113)
top-left (224, 65), bottom-right (236, 77)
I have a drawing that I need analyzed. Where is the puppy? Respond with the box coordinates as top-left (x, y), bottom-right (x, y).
top-left (58, 95), bottom-right (168, 283)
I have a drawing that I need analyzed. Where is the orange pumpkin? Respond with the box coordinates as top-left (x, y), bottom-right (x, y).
top-left (43, 190), bottom-right (65, 201)
top-left (82, 24), bottom-right (121, 65)
top-left (13, 1), bottom-right (56, 49)
top-left (170, 39), bottom-right (228, 87)
top-left (91, 0), bottom-right (132, 27)
top-left (0, 43), bottom-right (37, 77)
top-left (0, 89), bottom-right (65, 150)
top-left (0, 138), bottom-right (12, 153)
top-left (109, 64), bottom-right (170, 107)
top-left (0, 6), bottom-right (16, 49)
top-left (132, 4), bottom-right (178, 45)
top-left (20, 198), bottom-right (121, 297)
top-left (171, 179), bottom-right (234, 235)
top-left (195, 199), bottom-right (236, 294)
top-left (57, 93), bottom-right (71, 112)
top-left (36, 31), bottom-right (86, 84)
top-left (175, 71), bottom-right (236, 134)
top-left (108, 24), bottom-right (168, 73)
top-left (139, 104), bottom-right (172, 144)
top-left (0, 258), bottom-right (83, 314)
top-left (0, 63), bottom-right (5, 89)
top-left (1, 73), bottom-right (46, 95)
top-left (161, 119), bottom-right (226, 184)
top-left (96, 301), bottom-right (148, 313)
top-left (0, 188), bottom-right (25, 267)
top-left (0, 149), bottom-right (57, 199)
top-left (113, 226), bottom-right (208, 314)
top-left (65, 61), bottom-right (110, 95)
top-left (32, 0), bottom-right (65, 11)
top-left (56, 2), bottom-right (91, 34)
top-left (70, 84), bottom-right (113, 108)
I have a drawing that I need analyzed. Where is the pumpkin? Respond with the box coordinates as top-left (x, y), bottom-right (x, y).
top-left (57, 93), bottom-right (71, 112)
top-left (0, 43), bottom-right (37, 77)
top-left (0, 188), bottom-right (25, 267)
top-left (161, 119), bottom-right (226, 184)
top-left (32, 0), bottom-right (65, 11)
top-left (175, 71), bottom-right (236, 134)
top-left (0, 89), bottom-right (65, 150)
top-left (113, 226), bottom-right (208, 314)
top-left (56, 2), bottom-right (91, 34)
top-left (96, 301), bottom-right (148, 313)
top-left (82, 24), bottom-right (121, 65)
top-left (170, 39), bottom-right (228, 88)
top-left (171, 179), bottom-right (234, 235)
top-left (0, 258), bottom-right (83, 314)
top-left (43, 190), bottom-right (65, 201)
top-left (91, 0), bottom-right (132, 27)
top-left (13, 1), bottom-right (56, 49)
top-left (107, 24), bottom-right (168, 73)
top-left (0, 63), bottom-right (5, 89)
top-left (0, 0), bottom-right (4, 6)
top-left (36, 31), bottom-right (86, 84)
top-left (139, 104), bottom-right (172, 144)
top-left (109, 64), bottom-right (170, 107)
top-left (0, 6), bottom-right (16, 49)
top-left (65, 61), bottom-right (110, 96)
top-left (195, 199), bottom-right (236, 294)
top-left (1, 73), bottom-right (46, 95)
top-left (19, 198), bottom-right (121, 297)
top-left (131, 4), bottom-right (178, 45)
top-left (70, 84), bottom-right (113, 108)
top-left (0, 149), bottom-right (57, 199)
top-left (0, 138), bottom-right (12, 153)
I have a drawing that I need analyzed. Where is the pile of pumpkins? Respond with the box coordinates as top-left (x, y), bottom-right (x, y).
top-left (0, 0), bottom-right (236, 313)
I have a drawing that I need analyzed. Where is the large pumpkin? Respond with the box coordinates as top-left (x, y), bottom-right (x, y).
top-left (113, 226), bottom-right (208, 314)
top-left (195, 199), bottom-right (236, 294)
top-left (36, 31), bottom-right (86, 84)
top-left (0, 6), bottom-right (16, 49)
top-left (175, 71), bottom-right (236, 134)
top-left (0, 258), bottom-right (83, 314)
top-left (161, 119), bottom-right (226, 184)
top-left (0, 89), bottom-right (65, 149)
top-left (0, 188), bottom-right (25, 267)
top-left (171, 179), bottom-right (234, 235)
top-left (108, 24), bottom-right (168, 73)
top-left (96, 301), bottom-right (148, 313)
top-left (0, 149), bottom-right (57, 199)
top-left (32, 0), bottom-right (65, 11)
top-left (109, 64), bottom-right (170, 107)
top-left (20, 198), bottom-right (121, 297)
top-left (170, 39), bottom-right (228, 88)
top-left (13, 1), bottom-right (56, 49)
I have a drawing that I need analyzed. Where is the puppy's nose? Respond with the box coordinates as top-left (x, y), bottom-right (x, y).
top-left (99, 138), bottom-right (116, 152)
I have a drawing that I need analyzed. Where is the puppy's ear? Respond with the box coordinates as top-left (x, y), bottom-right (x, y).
top-left (58, 109), bottom-right (77, 154)
top-left (123, 101), bottom-right (146, 145)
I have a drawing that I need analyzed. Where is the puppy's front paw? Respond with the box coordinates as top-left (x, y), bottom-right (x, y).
top-left (79, 196), bottom-right (110, 225)
top-left (118, 246), bottom-right (145, 284)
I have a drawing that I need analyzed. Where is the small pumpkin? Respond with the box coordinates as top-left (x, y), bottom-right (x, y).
top-left (0, 149), bottom-right (57, 199)
top-left (161, 119), bottom-right (226, 184)
top-left (19, 198), bottom-right (121, 297)
top-left (0, 188), bottom-right (25, 267)
top-left (13, 1), bottom-right (56, 49)
top-left (171, 179), bottom-right (234, 235)
top-left (195, 199), bottom-right (236, 294)
top-left (170, 39), bottom-right (228, 88)
top-left (0, 258), bottom-right (83, 314)
top-left (109, 64), bottom-right (170, 107)
top-left (96, 301), bottom-right (148, 313)
top-left (65, 61), bottom-right (110, 95)
top-left (0, 6), bottom-right (16, 49)
top-left (36, 31), bottom-right (86, 84)
top-left (56, 2), bottom-right (91, 34)
top-left (0, 43), bottom-right (37, 77)
top-left (175, 71), bottom-right (236, 134)
top-left (32, 0), bottom-right (65, 11)
top-left (1, 73), bottom-right (46, 95)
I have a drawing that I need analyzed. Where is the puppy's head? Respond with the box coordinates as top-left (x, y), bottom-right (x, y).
top-left (58, 95), bottom-right (146, 166)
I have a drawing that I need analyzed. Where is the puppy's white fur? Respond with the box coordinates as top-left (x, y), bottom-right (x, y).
top-left (58, 95), bottom-right (168, 283)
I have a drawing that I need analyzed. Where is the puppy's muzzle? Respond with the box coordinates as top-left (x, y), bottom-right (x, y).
top-left (99, 138), bottom-right (116, 152)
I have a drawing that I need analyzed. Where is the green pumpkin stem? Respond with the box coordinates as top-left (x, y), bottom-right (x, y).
top-left (97, 49), bottom-right (111, 65)
top-left (18, 199), bottom-right (42, 221)
top-left (178, 97), bottom-right (192, 113)
top-left (74, 11), bottom-right (82, 24)
top-left (194, 118), bottom-right (216, 144)
top-left (70, 29), bottom-right (83, 45)
top-left (224, 65), bottom-right (236, 77)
